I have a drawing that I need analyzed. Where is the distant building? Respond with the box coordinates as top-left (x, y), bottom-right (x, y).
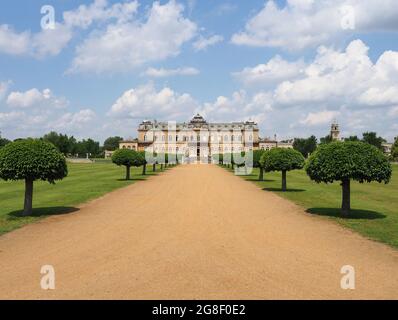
top-left (259, 138), bottom-right (293, 150)
top-left (104, 150), bottom-right (114, 159)
top-left (118, 114), bottom-right (291, 161)
top-left (330, 121), bottom-right (340, 141)
top-left (382, 143), bottom-right (393, 155)
top-left (119, 138), bottom-right (138, 151)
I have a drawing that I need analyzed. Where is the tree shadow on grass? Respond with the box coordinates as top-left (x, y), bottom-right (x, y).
top-left (306, 208), bottom-right (386, 220)
top-left (7, 206), bottom-right (79, 220)
top-left (263, 187), bottom-right (306, 192)
top-left (116, 177), bottom-right (148, 181)
top-left (246, 178), bottom-right (275, 182)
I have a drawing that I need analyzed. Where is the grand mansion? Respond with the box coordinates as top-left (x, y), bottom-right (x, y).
top-left (116, 114), bottom-right (293, 160)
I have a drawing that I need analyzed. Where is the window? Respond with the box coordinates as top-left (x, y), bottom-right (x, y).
top-left (224, 135), bottom-right (228, 141)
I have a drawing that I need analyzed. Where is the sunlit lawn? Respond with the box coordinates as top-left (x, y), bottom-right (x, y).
top-left (0, 162), bottom-right (163, 235)
top-left (225, 164), bottom-right (398, 248)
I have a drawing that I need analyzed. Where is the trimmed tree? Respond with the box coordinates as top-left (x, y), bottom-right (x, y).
top-left (306, 141), bottom-right (392, 215)
top-left (253, 150), bottom-right (266, 180)
top-left (0, 139), bottom-right (68, 216)
top-left (260, 148), bottom-right (305, 191)
top-left (138, 151), bottom-right (147, 175)
top-left (392, 138), bottom-right (398, 161)
top-left (112, 149), bottom-right (138, 180)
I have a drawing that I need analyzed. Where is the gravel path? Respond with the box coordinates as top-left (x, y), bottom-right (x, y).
top-left (0, 164), bottom-right (397, 299)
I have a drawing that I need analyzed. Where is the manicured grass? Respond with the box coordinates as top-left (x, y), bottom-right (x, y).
top-left (224, 164), bottom-right (398, 248)
top-left (0, 162), bottom-right (165, 235)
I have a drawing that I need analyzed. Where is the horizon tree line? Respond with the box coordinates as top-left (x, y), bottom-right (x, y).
top-left (0, 131), bottom-right (397, 161)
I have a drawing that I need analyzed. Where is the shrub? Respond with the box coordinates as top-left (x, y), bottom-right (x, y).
top-left (306, 141), bottom-right (392, 215)
top-left (0, 139), bottom-right (68, 216)
top-left (260, 148), bottom-right (305, 191)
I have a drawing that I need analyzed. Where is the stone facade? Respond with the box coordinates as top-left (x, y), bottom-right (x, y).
top-left (125, 114), bottom-right (260, 159)
top-left (118, 114), bottom-right (294, 160)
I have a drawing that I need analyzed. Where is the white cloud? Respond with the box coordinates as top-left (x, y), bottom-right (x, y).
top-left (0, 21), bottom-right (73, 58)
top-left (300, 110), bottom-right (340, 126)
top-left (198, 90), bottom-right (272, 124)
top-left (7, 88), bottom-right (68, 109)
top-left (0, 0), bottom-right (139, 58)
top-left (0, 25), bottom-right (30, 55)
top-left (231, 0), bottom-right (398, 50)
top-left (272, 40), bottom-right (398, 108)
top-left (233, 55), bottom-right (305, 86)
top-left (52, 109), bottom-right (96, 130)
top-left (63, 0), bottom-right (139, 29)
top-left (69, 1), bottom-right (197, 73)
top-left (143, 67), bottom-right (199, 77)
top-left (108, 83), bottom-right (198, 120)
top-left (0, 85), bottom-right (97, 139)
top-left (193, 34), bottom-right (223, 51)
top-left (0, 80), bottom-right (12, 101)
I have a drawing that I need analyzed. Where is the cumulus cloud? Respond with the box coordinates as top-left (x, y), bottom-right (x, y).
top-left (0, 80), bottom-right (12, 101)
top-left (63, 0), bottom-right (139, 28)
top-left (272, 40), bottom-right (398, 108)
top-left (198, 90), bottom-right (272, 124)
top-left (233, 55), bottom-right (305, 86)
top-left (69, 1), bottom-right (197, 73)
top-left (0, 0), bottom-right (139, 58)
top-left (0, 25), bottom-right (31, 55)
top-left (193, 34), bottom-right (223, 51)
top-left (300, 110), bottom-right (340, 126)
top-left (108, 83), bottom-right (198, 120)
top-left (231, 0), bottom-right (398, 50)
top-left (7, 88), bottom-right (68, 109)
top-left (52, 109), bottom-right (96, 130)
top-left (0, 85), bottom-right (98, 139)
top-left (143, 67), bottom-right (200, 77)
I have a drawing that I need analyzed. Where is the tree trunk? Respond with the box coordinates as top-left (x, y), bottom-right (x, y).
top-left (153, 163), bottom-right (156, 172)
top-left (125, 165), bottom-right (131, 180)
top-left (161, 164), bottom-right (163, 170)
top-left (232, 163), bottom-right (235, 170)
top-left (142, 164), bottom-right (146, 175)
top-left (281, 170), bottom-right (287, 192)
top-left (259, 167), bottom-right (264, 181)
top-left (341, 179), bottom-right (351, 215)
top-left (23, 179), bottom-right (34, 216)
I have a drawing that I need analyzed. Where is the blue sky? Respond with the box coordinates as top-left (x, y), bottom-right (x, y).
top-left (1, 0), bottom-right (398, 143)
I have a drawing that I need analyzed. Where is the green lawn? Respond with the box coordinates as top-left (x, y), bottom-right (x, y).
top-left (0, 162), bottom-right (164, 235)
top-left (225, 164), bottom-right (398, 248)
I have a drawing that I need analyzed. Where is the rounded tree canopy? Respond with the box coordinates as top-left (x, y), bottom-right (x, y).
top-left (306, 141), bottom-right (392, 184)
top-left (253, 150), bottom-right (266, 168)
top-left (137, 151), bottom-right (147, 165)
top-left (112, 148), bottom-right (142, 167)
top-left (0, 139), bottom-right (68, 183)
top-left (260, 148), bottom-right (305, 172)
